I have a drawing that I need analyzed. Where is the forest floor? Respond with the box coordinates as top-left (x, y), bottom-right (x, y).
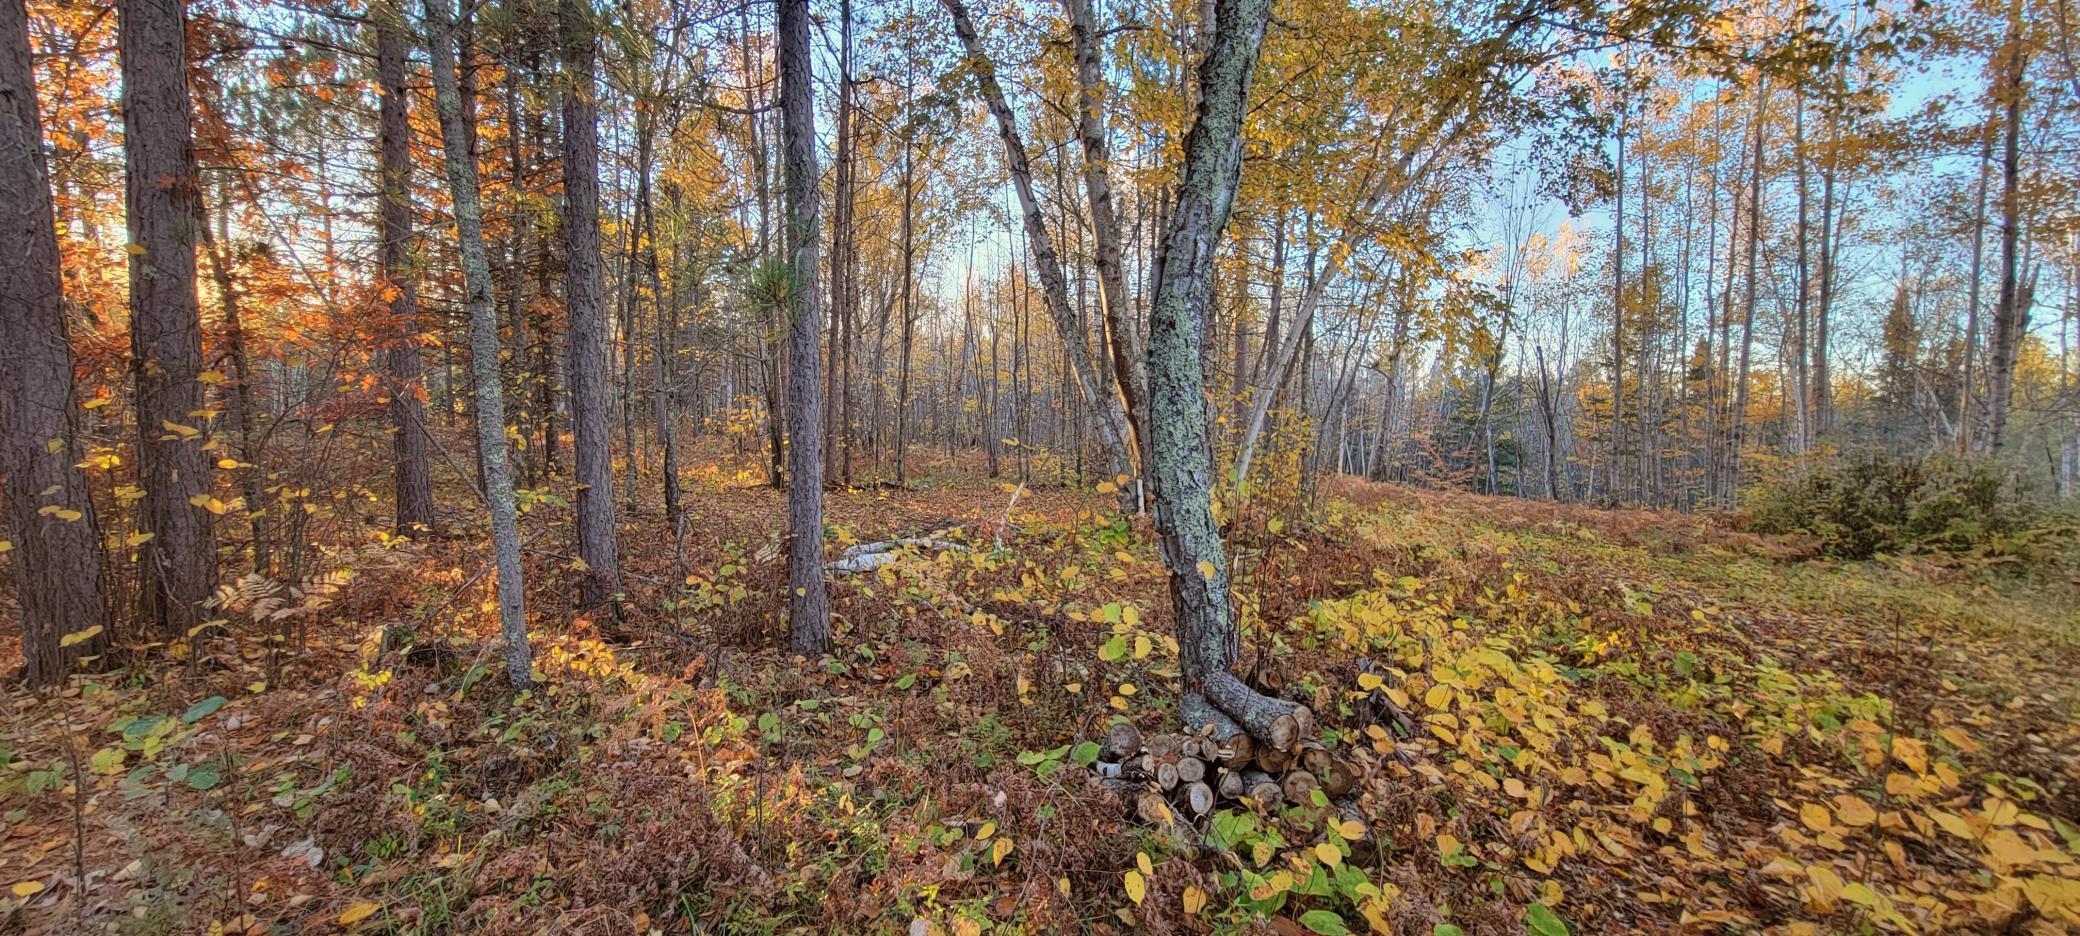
top-left (5, 445), bottom-right (2080, 935)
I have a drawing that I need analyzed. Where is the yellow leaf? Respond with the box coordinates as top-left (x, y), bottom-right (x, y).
top-left (1983, 829), bottom-right (2039, 868)
top-left (1196, 560), bottom-right (1217, 580)
top-left (1136, 851), bottom-right (1153, 875)
top-left (1124, 869), bottom-right (1146, 905)
top-left (1315, 842), bottom-right (1342, 867)
top-left (1096, 481), bottom-right (1117, 495)
top-left (1833, 795), bottom-right (1877, 827)
top-left (1504, 777), bottom-right (1527, 798)
top-left (1182, 884), bottom-right (1207, 915)
top-left (1436, 833), bottom-right (1462, 857)
top-left (338, 901), bottom-right (381, 925)
top-left (1891, 737), bottom-right (1928, 774)
top-left (975, 821), bottom-right (995, 840)
top-left (1133, 635), bottom-right (1152, 659)
top-left (1336, 819), bottom-right (1365, 840)
top-left (124, 242), bottom-right (147, 255)
top-left (991, 837), bottom-right (1014, 866)
top-left (1928, 809), bottom-right (1975, 840)
top-left (1799, 802), bottom-right (1833, 832)
top-left (1121, 604), bottom-right (1141, 628)
top-left (1424, 683), bottom-right (1452, 710)
top-left (9, 880), bottom-right (43, 897)
top-left (1357, 672), bottom-right (1384, 691)
top-left (60, 625), bottom-right (103, 648)
top-left (1938, 727), bottom-right (1981, 753)
top-left (125, 531), bottom-right (155, 546)
top-left (1807, 865), bottom-right (1845, 903)
top-left (1118, 682), bottom-right (1137, 696)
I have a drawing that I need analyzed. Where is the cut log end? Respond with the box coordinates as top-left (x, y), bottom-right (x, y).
top-left (1281, 769), bottom-right (1318, 804)
top-left (1101, 722), bottom-right (1143, 762)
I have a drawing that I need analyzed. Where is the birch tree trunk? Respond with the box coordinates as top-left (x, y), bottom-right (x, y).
top-left (942, 0), bottom-right (1136, 497)
top-left (1065, 0), bottom-right (1151, 505)
top-left (1983, 9), bottom-right (2030, 454)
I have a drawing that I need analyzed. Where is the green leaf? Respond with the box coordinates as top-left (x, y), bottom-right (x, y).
top-left (1098, 636), bottom-right (1128, 662)
top-left (1433, 927), bottom-right (1466, 936)
top-left (89, 746), bottom-right (126, 774)
top-left (182, 696), bottom-right (228, 724)
top-left (1525, 903), bottom-right (1570, 936)
top-left (893, 674), bottom-right (917, 690)
top-left (121, 715), bottom-right (168, 744)
top-left (1298, 910), bottom-right (1350, 935)
top-left (184, 765), bottom-right (222, 791)
top-left (1070, 741), bottom-right (1102, 767)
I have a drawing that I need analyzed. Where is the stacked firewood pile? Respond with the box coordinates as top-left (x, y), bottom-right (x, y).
top-left (1087, 661), bottom-right (1418, 835)
top-left (1088, 698), bottom-right (1372, 830)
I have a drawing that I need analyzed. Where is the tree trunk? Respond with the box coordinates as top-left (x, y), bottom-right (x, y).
top-left (1729, 77), bottom-right (1766, 498)
top-left (942, 0), bottom-right (1136, 497)
top-left (120, 0), bottom-right (217, 635)
top-left (1610, 109), bottom-right (1625, 502)
top-left (425, 0), bottom-right (531, 687)
top-left (779, 0), bottom-right (829, 655)
top-left (828, 0), bottom-right (856, 484)
top-left (1065, 0), bottom-right (1150, 506)
top-left (558, 0), bottom-right (622, 609)
top-left (1, 0), bottom-right (110, 683)
top-left (1983, 9), bottom-right (2030, 454)
top-left (377, 11), bottom-right (434, 536)
top-left (1145, 0), bottom-right (1307, 748)
top-left (1959, 123), bottom-right (1992, 453)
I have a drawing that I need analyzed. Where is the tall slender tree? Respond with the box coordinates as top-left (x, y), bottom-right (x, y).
top-left (779, 0), bottom-right (829, 655)
top-left (425, 0), bottom-right (532, 686)
top-left (377, 5), bottom-right (434, 536)
top-left (1, 0), bottom-right (110, 683)
top-left (1983, 3), bottom-right (2031, 454)
top-left (120, 0), bottom-right (216, 633)
top-left (558, 0), bottom-right (622, 608)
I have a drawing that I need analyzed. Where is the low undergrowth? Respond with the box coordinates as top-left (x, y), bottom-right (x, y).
top-left (5, 473), bottom-right (2079, 934)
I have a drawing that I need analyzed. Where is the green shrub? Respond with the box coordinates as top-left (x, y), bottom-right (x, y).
top-left (1746, 453), bottom-right (2047, 559)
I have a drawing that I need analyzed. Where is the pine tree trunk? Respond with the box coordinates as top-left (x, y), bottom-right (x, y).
top-left (425, 0), bottom-right (531, 687)
top-left (1, 0), bottom-right (110, 683)
top-left (120, 0), bottom-right (217, 635)
top-left (558, 0), bottom-right (622, 609)
top-left (779, 0), bottom-right (829, 655)
top-left (377, 11), bottom-right (434, 536)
